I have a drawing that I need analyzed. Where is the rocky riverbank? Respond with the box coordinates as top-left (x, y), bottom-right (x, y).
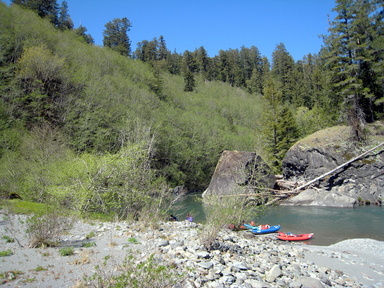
top-left (1, 215), bottom-right (383, 287)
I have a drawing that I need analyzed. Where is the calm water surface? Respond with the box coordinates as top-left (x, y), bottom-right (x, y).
top-left (173, 193), bottom-right (384, 246)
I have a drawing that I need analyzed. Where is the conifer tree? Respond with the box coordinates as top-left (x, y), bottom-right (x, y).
top-left (182, 50), bottom-right (196, 92)
top-left (271, 43), bottom-right (295, 103)
top-left (323, 0), bottom-right (383, 140)
top-left (167, 50), bottom-right (182, 75)
top-left (158, 35), bottom-right (170, 61)
top-left (260, 76), bottom-right (298, 172)
top-left (193, 46), bottom-right (210, 80)
top-left (103, 17), bottom-right (132, 57)
top-left (246, 68), bottom-right (263, 94)
top-left (57, 1), bottom-right (73, 30)
top-left (75, 25), bottom-right (94, 44)
top-left (260, 77), bottom-right (283, 171)
top-left (239, 46), bottom-right (263, 85)
top-left (275, 106), bottom-right (299, 161)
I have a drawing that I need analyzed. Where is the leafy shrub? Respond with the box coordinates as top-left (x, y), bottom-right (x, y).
top-left (127, 237), bottom-right (139, 244)
top-left (2, 235), bottom-right (14, 243)
top-left (59, 247), bottom-right (74, 256)
top-left (86, 254), bottom-right (183, 288)
top-left (199, 195), bottom-right (266, 249)
top-left (33, 266), bottom-right (47, 272)
top-left (0, 249), bottom-right (13, 257)
top-left (82, 242), bottom-right (96, 248)
top-left (85, 232), bottom-right (96, 239)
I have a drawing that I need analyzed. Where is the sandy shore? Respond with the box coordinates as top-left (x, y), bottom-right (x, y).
top-left (1, 213), bottom-right (383, 287)
top-left (302, 239), bottom-right (384, 287)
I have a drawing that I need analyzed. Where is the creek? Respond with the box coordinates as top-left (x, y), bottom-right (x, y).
top-left (172, 193), bottom-right (384, 246)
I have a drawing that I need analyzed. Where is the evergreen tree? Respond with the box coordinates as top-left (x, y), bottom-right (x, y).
top-left (271, 43), bottom-right (295, 103)
top-left (135, 40), bottom-right (149, 61)
top-left (183, 70), bottom-right (195, 92)
top-left (260, 76), bottom-right (298, 172)
top-left (183, 50), bottom-right (196, 92)
top-left (57, 1), bottom-right (73, 30)
top-left (193, 46), bottom-right (210, 80)
top-left (158, 35), bottom-right (170, 61)
top-left (167, 50), bottom-right (182, 75)
top-left (368, 0), bottom-right (384, 116)
top-left (103, 17), bottom-right (132, 57)
top-left (245, 54), bottom-right (269, 95)
top-left (239, 46), bottom-right (263, 84)
top-left (246, 68), bottom-right (263, 94)
top-left (218, 49), bottom-right (241, 86)
top-left (323, 0), bottom-right (383, 140)
top-left (206, 55), bottom-right (220, 81)
top-left (75, 25), bottom-right (94, 44)
top-left (275, 106), bottom-right (299, 161)
top-left (260, 77), bottom-right (283, 171)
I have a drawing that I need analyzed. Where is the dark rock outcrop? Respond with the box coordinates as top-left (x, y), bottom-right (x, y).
top-left (281, 125), bottom-right (384, 207)
top-left (202, 150), bottom-right (275, 198)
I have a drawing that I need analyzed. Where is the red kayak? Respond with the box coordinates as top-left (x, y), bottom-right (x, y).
top-left (276, 232), bottom-right (314, 241)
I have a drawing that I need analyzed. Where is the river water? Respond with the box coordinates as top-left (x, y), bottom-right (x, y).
top-left (172, 193), bottom-right (384, 246)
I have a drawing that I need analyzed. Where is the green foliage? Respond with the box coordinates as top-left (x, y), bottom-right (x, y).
top-left (127, 237), bottom-right (139, 244)
top-left (82, 242), bottom-right (96, 248)
top-left (85, 232), bottom-right (96, 239)
top-left (86, 254), bottom-right (183, 288)
top-left (2, 1), bottom-right (382, 220)
top-left (259, 77), bottom-right (299, 172)
top-left (323, 0), bottom-right (384, 140)
top-left (2, 235), bottom-right (15, 243)
top-left (0, 249), bottom-right (13, 257)
top-left (59, 246), bottom-right (74, 256)
top-left (1, 199), bottom-right (51, 215)
top-left (272, 43), bottom-right (295, 103)
top-left (11, 0), bottom-right (59, 26)
top-left (295, 106), bottom-right (332, 136)
top-left (200, 195), bottom-right (266, 249)
top-left (33, 265), bottom-right (47, 272)
top-left (103, 17), bottom-right (132, 56)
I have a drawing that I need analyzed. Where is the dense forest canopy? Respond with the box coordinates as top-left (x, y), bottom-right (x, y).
top-left (0, 0), bottom-right (383, 218)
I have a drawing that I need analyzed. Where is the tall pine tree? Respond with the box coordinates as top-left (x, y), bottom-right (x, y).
top-left (57, 1), bottom-right (73, 30)
top-left (182, 50), bottom-right (196, 92)
top-left (271, 43), bottom-right (295, 103)
top-left (323, 0), bottom-right (384, 141)
top-left (260, 77), bottom-right (298, 172)
top-left (103, 17), bottom-right (132, 57)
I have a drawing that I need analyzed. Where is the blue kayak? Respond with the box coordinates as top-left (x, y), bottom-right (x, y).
top-left (249, 224), bottom-right (281, 234)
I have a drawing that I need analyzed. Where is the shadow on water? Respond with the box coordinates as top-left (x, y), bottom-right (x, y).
top-left (170, 193), bottom-right (384, 246)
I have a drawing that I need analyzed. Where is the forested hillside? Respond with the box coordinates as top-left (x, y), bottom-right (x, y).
top-left (0, 1), bottom-right (383, 219)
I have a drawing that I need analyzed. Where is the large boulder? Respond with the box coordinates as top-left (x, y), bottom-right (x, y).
top-left (281, 124), bottom-right (384, 207)
top-left (202, 150), bottom-right (275, 198)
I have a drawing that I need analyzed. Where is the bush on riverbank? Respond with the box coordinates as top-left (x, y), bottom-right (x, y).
top-left (199, 195), bottom-right (266, 249)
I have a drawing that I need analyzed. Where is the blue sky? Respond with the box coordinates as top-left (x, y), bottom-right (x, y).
top-left (3, 0), bottom-right (337, 61)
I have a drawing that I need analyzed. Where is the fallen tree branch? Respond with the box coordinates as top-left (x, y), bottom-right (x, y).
top-left (293, 141), bottom-right (384, 193)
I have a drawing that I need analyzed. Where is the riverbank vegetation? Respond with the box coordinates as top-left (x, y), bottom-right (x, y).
top-left (0, 0), bottom-right (383, 221)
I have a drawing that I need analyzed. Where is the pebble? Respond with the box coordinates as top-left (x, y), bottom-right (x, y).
top-left (6, 216), bottom-right (373, 287)
top-left (105, 220), bottom-right (369, 287)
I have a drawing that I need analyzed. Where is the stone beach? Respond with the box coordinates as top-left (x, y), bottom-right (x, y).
top-left (1, 215), bottom-right (383, 287)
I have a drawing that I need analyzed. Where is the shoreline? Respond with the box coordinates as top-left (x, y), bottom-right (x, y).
top-left (301, 238), bottom-right (384, 286)
top-left (1, 215), bottom-right (383, 287)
